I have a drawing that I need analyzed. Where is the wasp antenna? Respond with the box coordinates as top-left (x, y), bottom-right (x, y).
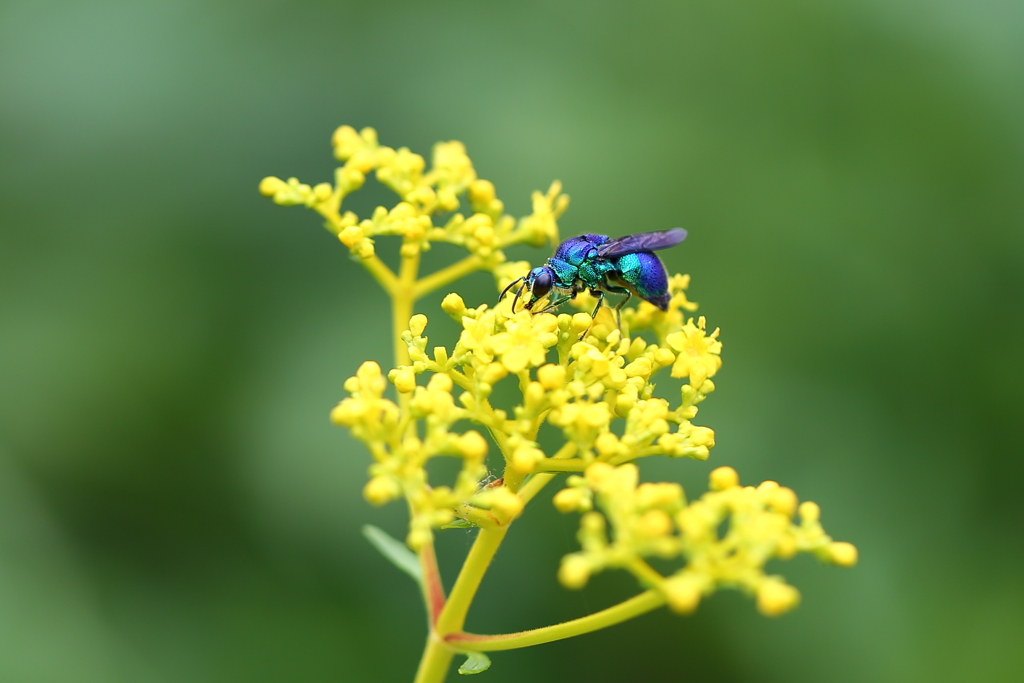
top-left (499, 277), bottom-right (524, 302)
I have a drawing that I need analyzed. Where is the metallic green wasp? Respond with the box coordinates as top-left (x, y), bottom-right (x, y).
top-left (500, 228), bottom-right (687, 319)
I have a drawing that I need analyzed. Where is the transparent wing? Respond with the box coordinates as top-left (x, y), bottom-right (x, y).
top-left (595, 228), bottom-right (687, 257)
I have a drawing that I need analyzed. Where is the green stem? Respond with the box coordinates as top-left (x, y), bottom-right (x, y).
top-left (532, 459), bottom-right (586, 473)
top-left (413, 254), bottom-right (484, 299)
top-left (434, 527), bottom-right (509, 635)
top-left (445, 589), bottom-right (665, 651)
top-left (363, 254), bottom-right (400, 296)
top-left (413, 634), bottom-right (456, 683)
top-left (518, 442), bottom-right (577, 505)
top-left (392, 249), bottom-right (421, 369)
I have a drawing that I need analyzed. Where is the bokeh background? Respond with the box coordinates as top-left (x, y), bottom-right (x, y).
top-left (2, 1), bottom-right (1023, 681)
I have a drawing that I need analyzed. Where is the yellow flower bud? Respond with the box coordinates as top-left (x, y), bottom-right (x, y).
top-left (553, 488), bottom-right (589, 513)
top-left (437, 188), bottom-right (459, 212)
top-left (664, 576), bottom-right (703, 614)
top-left (618, 358), bottom-right (651, 378)
top-left (258, 176), bottom-right (286, 197)
top-left (357, 361), bottom-right (382, 381)
top-left (536, 363), bottom-right (563, 392)
top-left (594, 432), bottom-right (619, 458)
top-left (615, 391), bottom-right (637, 416)
top-left (406, 528), bottom-right (433, 552)
top-left (481, 363), bottom-right (508, 385)
top-left (799, 501), bottom-right (821, 523)
top-left (363, 476), bottom-right (400, 506)
top-left (512, 446), bottom-right (542, 474)
top-left (447, 430), bottom-right (483, 460)
top-left (571, 313), bottom-right (592, 336)
top-left (774, 534), bottom-right (797, 559)
top-left (339, 225), bottom-right (364, 248)
top-left (432, 508), bottom-right (456, 527)
top-left (636, 510), bottom-right (673, 538)
top-left (582, 403), bottom-right (610, 429)
top-left (604, 367), bottom-right (627, 389)
top-left (441, 292), bottom-right (466, 317)
top-left (558, 554), bottom-right (592, 589)
top-left (756, 580), bottom-right (801, 617)
top-left (586, 463), bottom-right (620, 489)
top-left (313, 182), bottom-right (333, 202)
top-left (407, 314), bottom-right (428, 337)
top-left (340, 165), bottom-right (365, 190)
top-left (768, 487), bottom-right (798, 517)
top-left (402, 435), bottom-right (422, 454)
top-left (653, 348), bottom-right (676, 367)
top-left (563, 381), bottom-right (585, 398)
top-left (709, 466), bottom-right (739, 491)
top-left (488, 488), bottom-right (524, 519)
top-left (469, 179), bottom-right (496, 205)
top-left (390, 368), bottom-right (417, 394)
top-left (329, 400), bottom-right (359, 425)
top-left (356, 240), bottom-right (375, 258)
top-left (828, 542), bottom-right (858, 567)
top-left (636, 482), bottom-right (684, 510)
top-left (688, 426), bottom-right (715, 449)
top-left (427, 373), bottom-right (452, 393)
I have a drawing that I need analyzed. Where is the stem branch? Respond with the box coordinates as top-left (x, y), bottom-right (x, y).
top-left (445, 589), bottom-right (665, 651)
top-left (413, 255), bottom-right (484, 299)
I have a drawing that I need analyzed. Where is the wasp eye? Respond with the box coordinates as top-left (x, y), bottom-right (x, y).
top-left (532, 269), bottom-right (553, 298)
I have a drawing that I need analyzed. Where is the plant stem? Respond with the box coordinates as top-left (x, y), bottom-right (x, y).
top-left (445, 589), bottom-right (665, 651)
top-left (419, 542), bottom-right (446, 625)
top-left (413, 634), bottom-right (456, 683)
top-left (517, 442), bottom-right (577, 505)
top-left (413, 254), bottom-right (484, 299)
top-left (434, 527), bottom-right (508, 635)
top-left (414, 527), bottom-right (509, 683)
top-left (363, 254), bottom-right (400, 295)
top-left (532, 459), bottom-right (587, 473)
top-left (392, 248), bottom-right (421, 368)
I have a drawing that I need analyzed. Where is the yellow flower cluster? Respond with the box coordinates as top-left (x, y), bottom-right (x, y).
top-left (325, 270), bottom-right (723, 550)
top-left (555, 464), bottom-right (857, 616)
top-left (263, 126), bottom-right (856, 625)
top-left (259, 125), bottom-right (567, 276)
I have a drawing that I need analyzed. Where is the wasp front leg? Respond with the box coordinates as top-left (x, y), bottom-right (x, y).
top-left (535, 294), bottom-right (574, 314)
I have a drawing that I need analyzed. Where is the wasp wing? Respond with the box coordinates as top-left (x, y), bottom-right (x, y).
top-left (595, 228), bottom-right (687, 257)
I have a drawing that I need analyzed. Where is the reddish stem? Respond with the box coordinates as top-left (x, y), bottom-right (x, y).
top-left (420, 542), bottom-right (447, 624)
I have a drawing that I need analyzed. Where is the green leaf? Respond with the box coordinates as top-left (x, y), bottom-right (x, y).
top-left (457, 652), bottom-right (491, 675)
top-left (362, 525), bottom-right (422, 587)
top-left (441, 518), bottom-right (476, 529)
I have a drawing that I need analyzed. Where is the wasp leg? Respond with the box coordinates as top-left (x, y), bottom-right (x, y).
top-left (535, 294), bottom-right (573, 314)
top-left (589, 290), bottom-right (605, 318)
top-left (602, 284), bottom-right (632, 329)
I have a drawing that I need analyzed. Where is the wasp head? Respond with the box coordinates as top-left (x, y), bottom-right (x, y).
top-left (523, 266), bottom-right (554, 309)
top-left (499, 266), bottom-right (557, 313)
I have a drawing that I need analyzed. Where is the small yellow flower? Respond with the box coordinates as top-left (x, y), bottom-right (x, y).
top-left (666, 316), bottom-right (722, 385)
top-left (487, 311), bottom-right (559, 373)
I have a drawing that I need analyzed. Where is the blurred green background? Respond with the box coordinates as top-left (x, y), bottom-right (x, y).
top-left (2, 0), bottom-right (1022, 681)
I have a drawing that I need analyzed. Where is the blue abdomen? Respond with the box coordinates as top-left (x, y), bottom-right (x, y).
top-left (612, 252), bottom-right (670, 309)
